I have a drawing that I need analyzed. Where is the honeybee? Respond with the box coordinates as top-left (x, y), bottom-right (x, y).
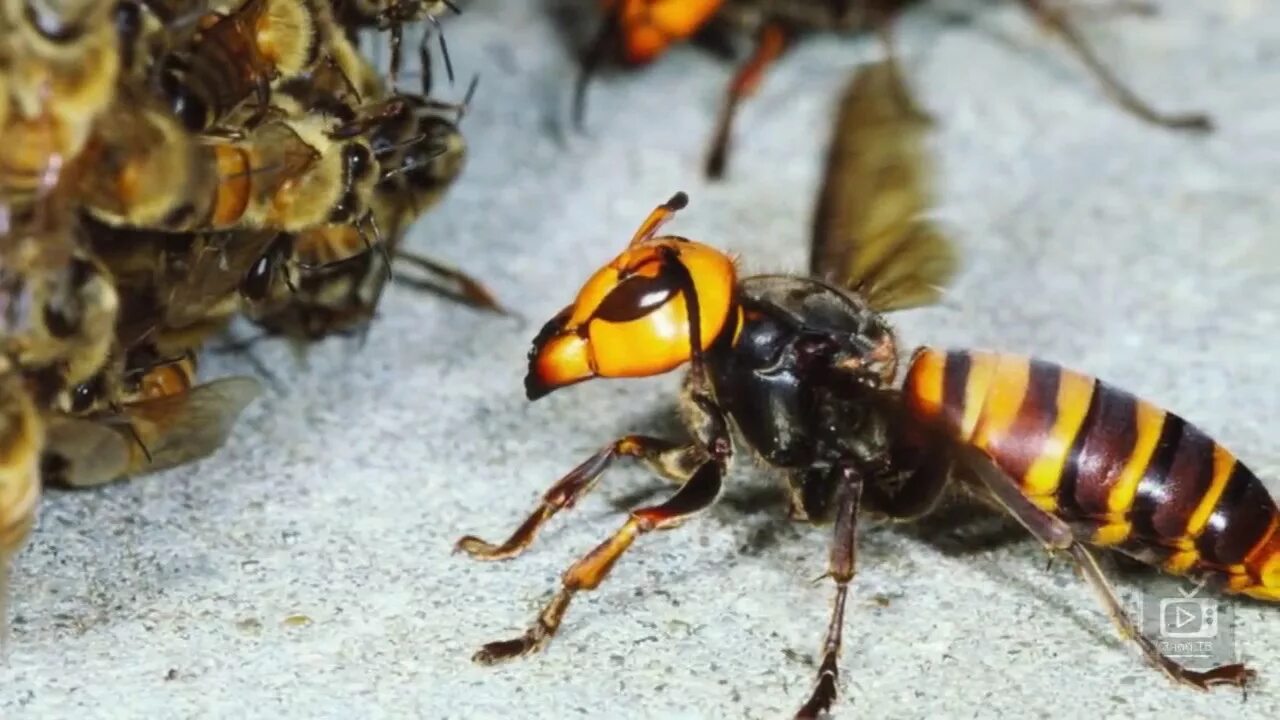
top-left (331, 0), bottom-right (458, 84)
top-left (0, 212), bottom-right (120, 407)
top-left (573, 0), bottom-right (1213, 179)
top-left (245, 224), bottom-right (502, 342)
top-left (112, 0), bottom-right (234, 80)
top-left (246, 102), bottom-right (500, 341)
top-left (241, 115), bottom-right (382, 232)
top-left (275, 28), bottom-right (386, 123)
top-left (0, 0), bottom-right (121, 201)
top-left (0, 373), bottom-right (42, 648)
top-left (74, 88), bottom-right (217, 229)
top-left (245, 223), bottom-right (393, 340)
top-left (79, 108), bottom-right (381, 235)
top-left (156, 0), bottom-right (322, 131)
top-left (81, 217), bottom-right (284, 356)
top-left (42, 347), bottom-right (263, 488)
top-left (369, 89), bottom-right (470, 229)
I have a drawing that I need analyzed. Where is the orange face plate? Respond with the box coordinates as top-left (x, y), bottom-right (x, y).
top-left (526, 236), bottom-right (737, 398)
top-left (611, 0), bottom-right (724, 64)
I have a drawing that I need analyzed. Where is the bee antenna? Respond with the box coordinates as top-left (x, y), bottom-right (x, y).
top-left (358, 213), bottom-right (393, 282)
top-left (459, 74), bottom-right (480, 121)
top-left (323, 54), bottom-right (363, 105)
top-left (373, 131), bottom-right (428, 157)
top-left (379, 142), bottom-right (447, 181)
top-left (428, 15), bottom-right (456, 87)
top-left (440, 0), bottom-right (460, 15)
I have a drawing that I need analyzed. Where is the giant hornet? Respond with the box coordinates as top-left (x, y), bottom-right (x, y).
top-left (457, 59), bottom-right (1268, 717)
top-left (573, 0), bottom-right (1213, 179)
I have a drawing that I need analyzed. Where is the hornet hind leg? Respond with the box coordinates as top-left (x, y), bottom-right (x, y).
top-left (961, 446), bottom-right (1254, 689)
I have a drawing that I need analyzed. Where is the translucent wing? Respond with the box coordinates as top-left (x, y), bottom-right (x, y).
top-left (42, 377), bottom-right (262, 486)
top-left (162, 231), bottom-right (282, 328)
top-left (127, 376), bottom-right (263, 474)
top-left (42, 416), bottom-right (134, 488)
top-left (809, 58), bottom-right (958, 313)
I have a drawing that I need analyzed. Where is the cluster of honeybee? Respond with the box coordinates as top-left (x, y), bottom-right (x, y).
top-left (0, 0), bottom-right (483, 625)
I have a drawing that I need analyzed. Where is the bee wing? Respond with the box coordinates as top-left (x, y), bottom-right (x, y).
top-left (162, 231), bottom-right (280, 328)
top-left (809, 59), bottom-right (958, 313)
top-left (42, 416), bottom-right (135, 488)
top-left (127, 377), bottom-right (264, 474)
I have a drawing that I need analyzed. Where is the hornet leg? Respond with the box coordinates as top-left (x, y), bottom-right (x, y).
top-left (795, 465), bottom-right (864, 719)
top-left (1014, 0), bottom-right (1212, 131)
top-left (963, 448), bottom-right (1253, 689)
top-left (455, 436), bottom-right (706, 561)
top-left (573, 9), bottom-right (621, 130)
top-left (472, 458), bottom-right (724, 663)
top-left (704, 22), bottom-right (788, 180)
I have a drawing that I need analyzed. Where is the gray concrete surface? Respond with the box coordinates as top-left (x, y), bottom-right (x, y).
top-left (2, 1), bottom-right (1279, 718)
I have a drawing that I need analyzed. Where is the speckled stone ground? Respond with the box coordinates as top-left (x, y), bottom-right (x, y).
top-left (2, 1), bottom-right (1278, 718)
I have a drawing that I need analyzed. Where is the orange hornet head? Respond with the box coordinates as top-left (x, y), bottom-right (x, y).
top-left (610, 0), bottom-right (725, 64)
top-left (526, 192), bottom-right (739, 400)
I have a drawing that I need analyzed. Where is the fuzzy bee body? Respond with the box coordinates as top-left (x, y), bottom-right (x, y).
top-left (158, 0), bottom-right (319, 131)
top-left (0, 374), bottom-right (41, 565)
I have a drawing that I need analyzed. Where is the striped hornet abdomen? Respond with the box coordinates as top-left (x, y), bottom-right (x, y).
top-left (904, 347), bottom-right (1280, 603)
top-left (899, 347), bottom-right (1273, 690)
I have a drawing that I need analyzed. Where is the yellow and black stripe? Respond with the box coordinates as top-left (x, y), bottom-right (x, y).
top-left (904, 347), bottom-right (1280, 601)
top-left (0, 377), bottom-right (41, 558)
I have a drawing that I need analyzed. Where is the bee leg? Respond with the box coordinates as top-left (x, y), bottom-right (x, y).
top-left (1060, 0), bottom-right (1157, 20)
top-left (389, 23), bottom-right (404, 90)
top-left (472, 458), bottom-right (723, 664)
top-left (456, 436), bottom-right (705, 561)
top-left (704, 22), bottom-right (788, 180)
top-left (962, 448), bottom-right (1254, 689)
top-left (1013, 0), bottom-right (1212, 132)
top-left (418, 21), bottom-right (434, 96)
top-left (391, 250), bottom-right (508, 315)
top-left (795, 465), bottom-right (864, 720)
top-left (237, 78), bottom-right (270, 132)
top-left (423, 14), bottom-right (454, 91)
